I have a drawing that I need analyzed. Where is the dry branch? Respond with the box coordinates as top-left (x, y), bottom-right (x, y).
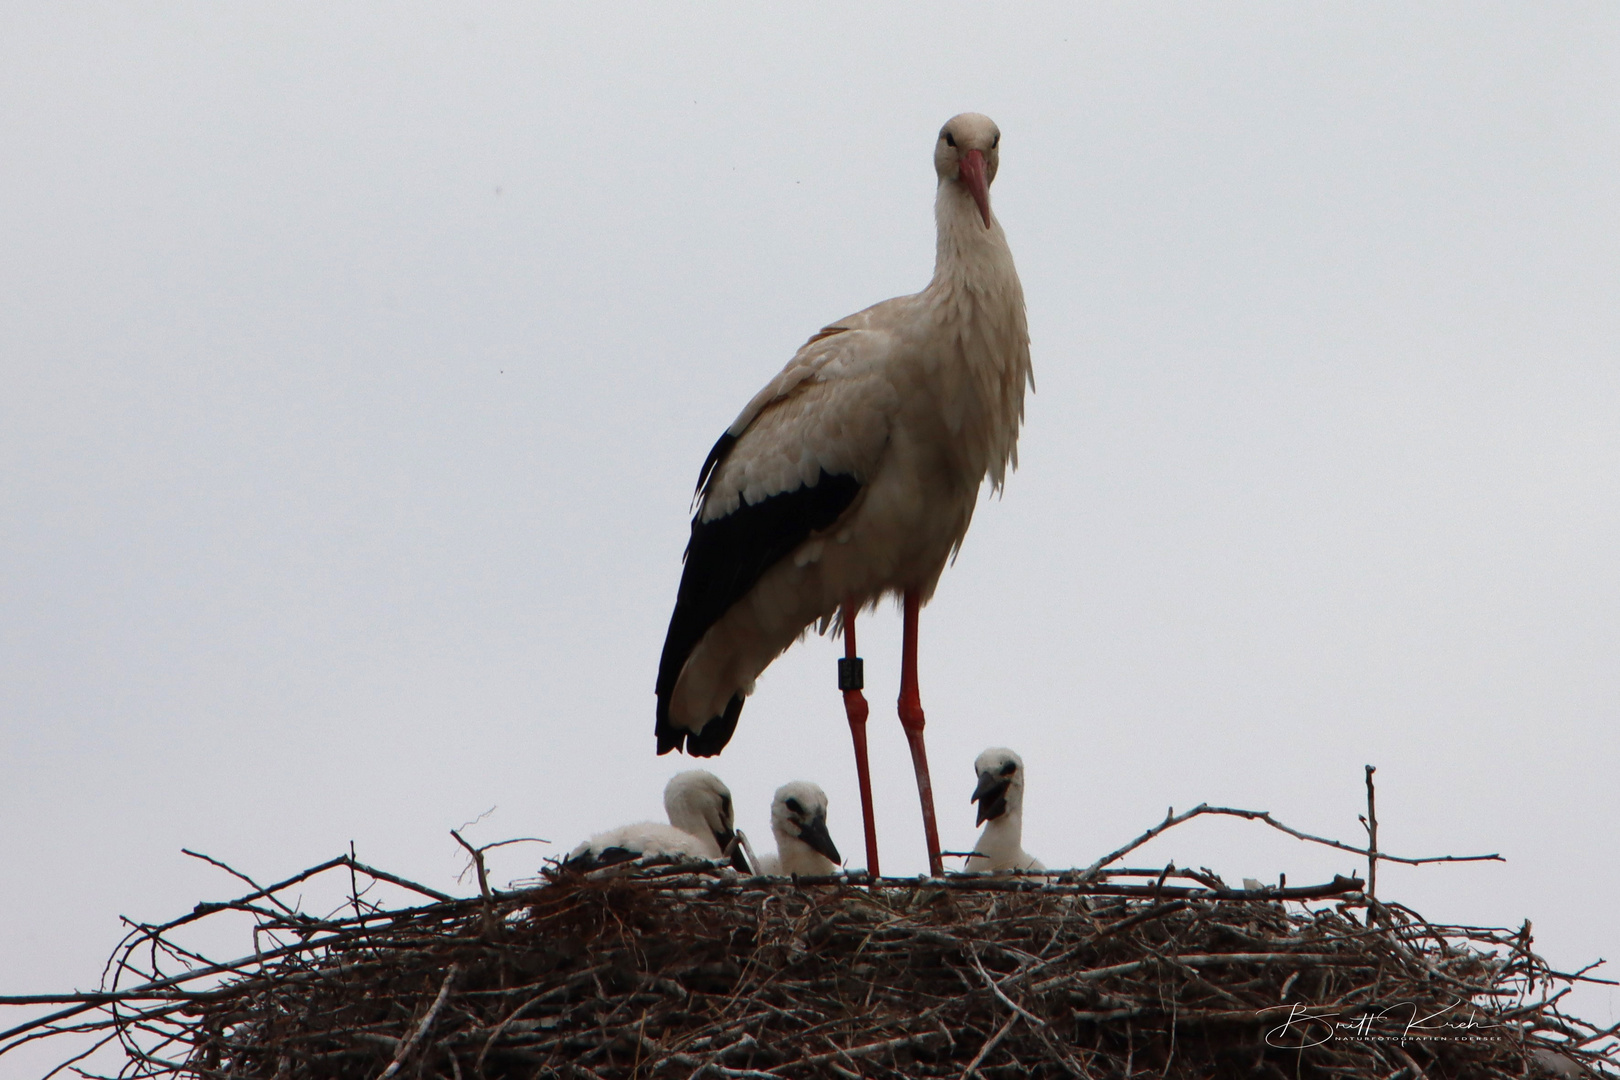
top-left (1079, 802), bottom-right (1501, 880)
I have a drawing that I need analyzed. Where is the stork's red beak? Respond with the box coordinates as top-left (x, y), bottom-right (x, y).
top-left (959, 148), bottom-right (991, 229)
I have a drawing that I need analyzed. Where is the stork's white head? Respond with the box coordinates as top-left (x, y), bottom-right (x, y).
top-left (971, 747), bottom-right (1026, 826)
top-left (935, 113), bottom-right (1002, 229)
top-left (663, 770), bottom-right (741, 864)
top-left (770, 781), bottom-right (842, 868)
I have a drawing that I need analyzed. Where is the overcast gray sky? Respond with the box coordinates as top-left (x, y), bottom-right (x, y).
top-left (3, 4), bottom-right (1617, 1073)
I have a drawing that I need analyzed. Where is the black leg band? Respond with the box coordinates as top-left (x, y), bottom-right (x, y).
top-left (837, 657), bottom-right (864, 691)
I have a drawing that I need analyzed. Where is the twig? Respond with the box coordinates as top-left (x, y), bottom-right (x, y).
top-left (1150, 862), bottom-right (1174, 902)
top-left (182, 850), bottom-right (301, 918)
top-left (966, 946), bottom-right (1093, 1076)
top-left (345, 855), bottom-right (457, 903)
top-left (967, 950), bottom-right (1048, 1032)
top-left (718, 873), bottom-right (1363, 901)
top-left (376, 963), bottom-right (459, 1080)
top-left (782, 1032), bottom-right (943, 1069)
top-left (451, 830), bottom-right (493, 904)
top-left (1079, 802), bottom-right (1500, 879)
top-left (1362, 764), bottom-right (1379, 901)
top-left (959, 1013), bottom-right (1018, 1079)
top-left (478, 836), bottom-right (551, 852)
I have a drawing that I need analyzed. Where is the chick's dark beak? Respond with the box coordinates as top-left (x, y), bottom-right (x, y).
top-left (797, 812), bottom-right (841, 865)
top-left (713, 827), bottom-right (751, 873)
top-left (972, 772), bottom-right (1010, 826)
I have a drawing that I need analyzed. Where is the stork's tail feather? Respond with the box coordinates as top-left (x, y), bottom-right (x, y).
top-left (687, 695), bottom-right (744, 756)
top-left (654, 693), bottom-right (744, 757)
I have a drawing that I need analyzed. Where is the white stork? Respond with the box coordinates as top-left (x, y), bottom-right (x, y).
top-left (965, 747), bottom-right (1045, 873)
top-left (757, 781), bottom-right (842, 877)
top-left (566, 822), bottom-right (711, 868)
top-left (655, 113), bottom-right (1031, 878)
top-left (568, 769), bottom-right (751, 870)
top-left (662, 769), bottom-right (752, 870)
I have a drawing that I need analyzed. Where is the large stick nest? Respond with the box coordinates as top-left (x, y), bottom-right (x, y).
top-left (13, 856), bottom-right (1617, 1079)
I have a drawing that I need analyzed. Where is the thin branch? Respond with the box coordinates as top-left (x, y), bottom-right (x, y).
top-left (959, 1013), bottom-right (1018, 1080)
top-left (1363, 764), bottom-right (1380, 901)
top-left (450, 830), bottom-right (492, 903)
top-left (181, 850), bottom-right (299, 918)
top-left (375, 963), bottom-right (459, 1080)
top-left (1079, 802), bottom-right (1501, 879)
top-left (343, 856), bottom-right (456, 903)
top-left (475, 837), bottom-right (551, 852)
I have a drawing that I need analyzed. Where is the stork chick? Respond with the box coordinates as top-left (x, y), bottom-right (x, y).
top-left (568, 770), bottom-right (751, 870)
top-left (965, 748), bottom-right (1045, 873)
top-left (757, 782), bottom-right (842, 877)
top-left (566, 822), bottom-right (713, 868)
top-left (664, 769), bottom-right (752, 871)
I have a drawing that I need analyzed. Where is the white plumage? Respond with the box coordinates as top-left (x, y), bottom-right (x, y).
top-left (567, 822), bottom-right (713, 866)
top-left (568, 770), bottom-right (745, 868)
top-left (756, 781), bottom-right (842, 877)
top-left (661, 769), bottom-right (741, 860)
top-left (965, 748), bottom-right (1045, 874)
top-left (655, 113), bottom-right (1031, 878)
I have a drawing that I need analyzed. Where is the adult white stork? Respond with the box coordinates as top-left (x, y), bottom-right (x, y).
top-left (655, 113), bottom-right (1031, 878)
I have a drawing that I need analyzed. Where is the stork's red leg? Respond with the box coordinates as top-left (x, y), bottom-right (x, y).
top-left (897, 588), bottom-right (945, 877)
top-left (840, 607), bottom-right (880, 879)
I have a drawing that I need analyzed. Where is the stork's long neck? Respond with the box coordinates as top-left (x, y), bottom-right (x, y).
top-left (929, 179), bottom-right (1018, 295)
top-left (923, 175), bottom-right (1031, 493)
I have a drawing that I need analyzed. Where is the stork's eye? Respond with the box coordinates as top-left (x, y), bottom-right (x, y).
top-left (944, 132), bottom-right (957, 148)
top-left (991, 133), bottom-right (1000, 149)
top-left (1000, 762), bottom-right (1017, 776)
top-left (784, 797), bottom-right (804, 815)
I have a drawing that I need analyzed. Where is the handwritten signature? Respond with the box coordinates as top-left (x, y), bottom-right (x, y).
top-left (1260, 1001), bottom-right (1509, 1048)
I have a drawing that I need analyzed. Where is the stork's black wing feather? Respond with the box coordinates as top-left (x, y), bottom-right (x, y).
top-left (655, 446), bottom-right (861, 756)
top-left (694, 432), bottom-right (737, 499)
